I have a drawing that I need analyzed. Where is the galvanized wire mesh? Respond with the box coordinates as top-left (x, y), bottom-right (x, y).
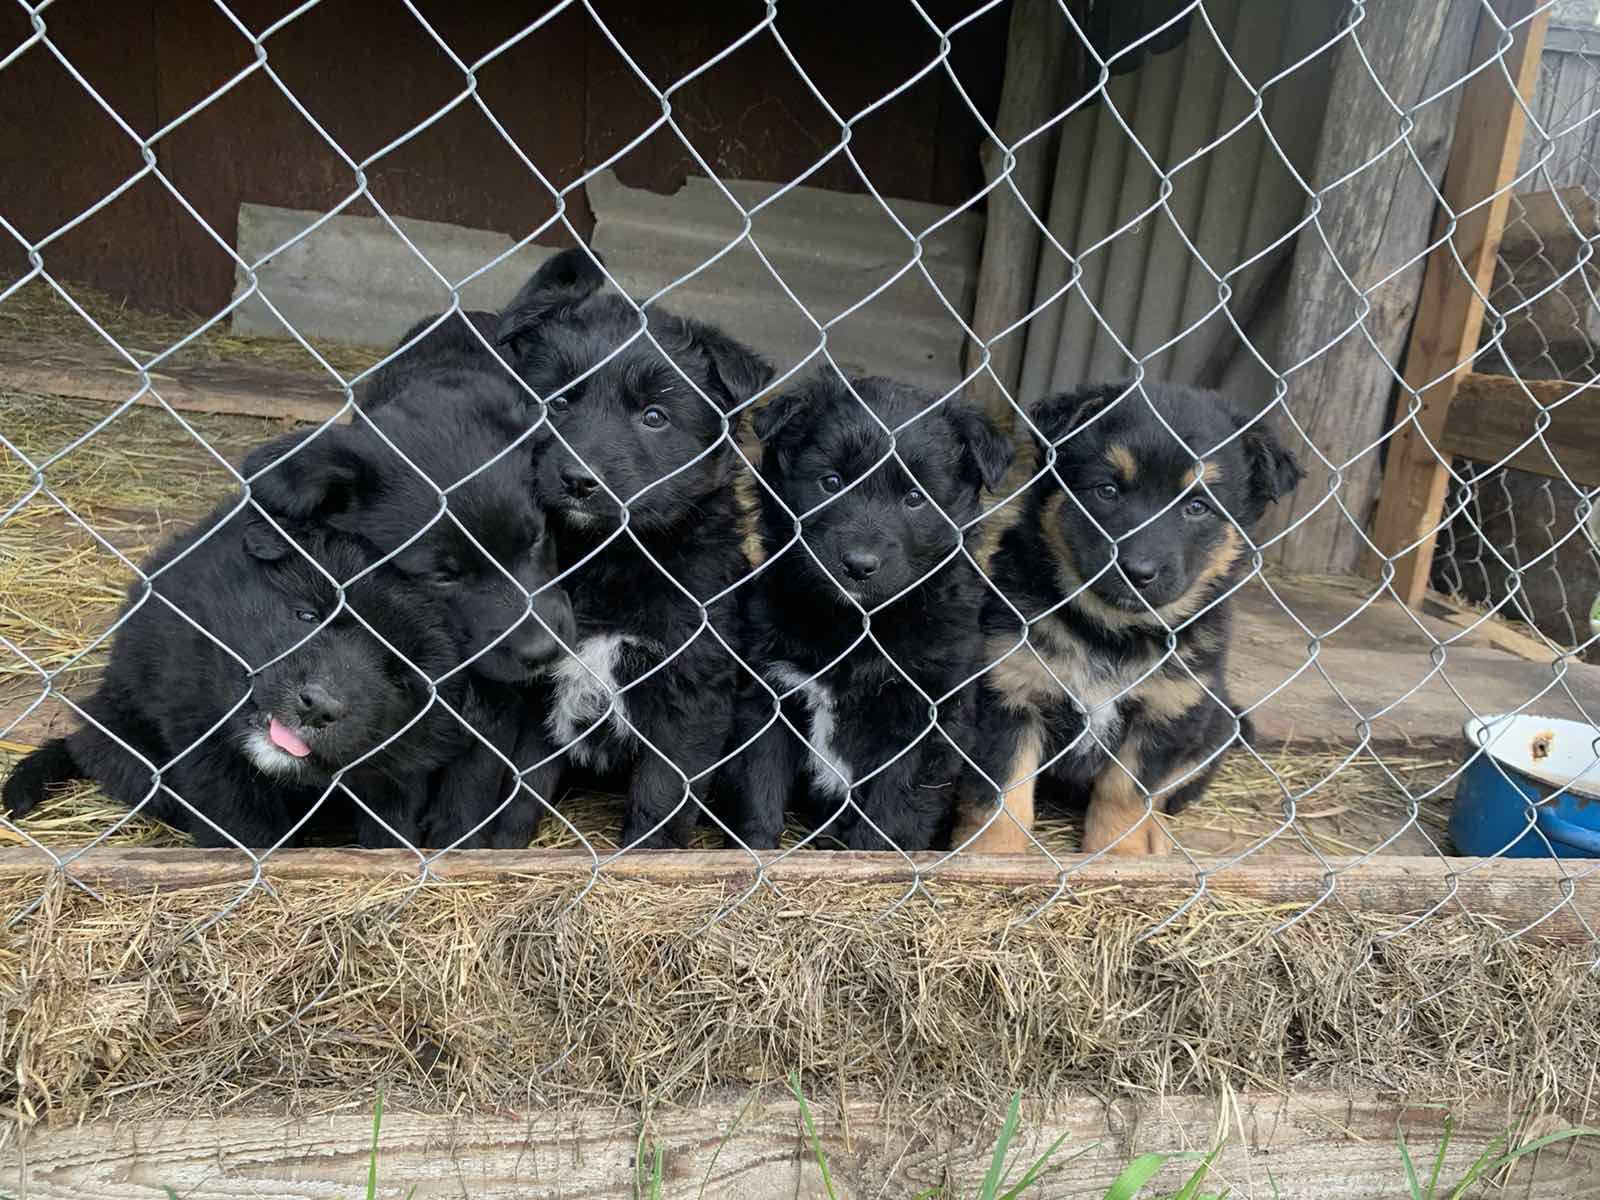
top-left (0, 0), bottom-right (1597, 958)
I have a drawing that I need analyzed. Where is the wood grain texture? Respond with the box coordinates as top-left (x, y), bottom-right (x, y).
top-left (2, 848), bottom-right (1596, 941)
top-left (0, 345), bottom-right (347, 425)
top-left (1440, 372), bottom-right (1600, 488)
top-left (1368, 0), bottom-right (1551, 605)
top-left (8, 1092), bottom-right (1597, 1199)
top-left (965, 0), bottom-right (1071, 430)
top-left (1255, 0), bottom-right (1482, 576)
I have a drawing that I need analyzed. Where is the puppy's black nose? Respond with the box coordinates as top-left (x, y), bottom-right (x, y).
top-left (296, 683), bottom-right (346, 729)
top-left (1122, 559), bottom-right (1162, 589)
top-left (842, 549), bottom-right (881, 582)
top-left (560, 465), bottom-right (599, 500)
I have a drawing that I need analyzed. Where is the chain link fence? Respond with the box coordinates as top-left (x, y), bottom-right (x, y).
top-left (1434, 26), bottom-right (1600, 657)
top-left (1, 0), bottom-right (1598, 962)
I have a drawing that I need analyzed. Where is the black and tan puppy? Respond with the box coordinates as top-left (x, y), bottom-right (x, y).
top-left (723, 373), bottom-right (1012, 851)
top-left (494, 248), bottom-right (773, 848)
top-left (956, 381), bottom-right (1301, 857)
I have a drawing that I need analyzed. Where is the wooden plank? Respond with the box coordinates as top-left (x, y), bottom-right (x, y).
top-left (0, 344), bottom-right (349, 425)
top-left (10, 1092), bottom-right (1597, 1198)
top-left (3, 848), bottom-right (1597, 941)
top-left (1422, 589), bottom-right (1569, 660)
top-left (964, 0), bottom-right (1071, 429)
top-left (1439, 372), bottom-right (1600, 487)
top-left (1254, 0), bottom-right (1482, 575)
top-left (1368, 0), bottom-right (1550, 606)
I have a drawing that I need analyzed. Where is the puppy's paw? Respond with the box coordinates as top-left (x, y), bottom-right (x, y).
top-left (953, 807), bottom-right (1035, 855)
top-left (3, 739), bottom-right (77, 820)
top-left (1081, 808), bottom-right (1168, 858)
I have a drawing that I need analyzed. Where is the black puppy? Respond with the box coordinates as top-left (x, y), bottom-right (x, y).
top-left (2, 509), bottom-right (466, 848)
top-left (724, 373), bottom-right (1012, 851)
top-left (246, 324), bottom-right (577, 846)
top-left (954, 381), bottom-right (1301, 857)
top-left (494, 247), bottom-right (772, 848)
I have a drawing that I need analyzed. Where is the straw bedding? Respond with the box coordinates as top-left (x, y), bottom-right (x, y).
top-left (4, 332), bottom-right (1561, 1140)
top-left (2, 867), bottom-right (1596, 1134)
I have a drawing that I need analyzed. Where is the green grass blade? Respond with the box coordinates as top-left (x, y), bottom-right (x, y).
top-left (163, 1190), bottom-right (180, 1200)
top-left (1396, 1117), bottom-right (1425, 1200)
top-left (1102, 1151), bottom-right (1189, 1200)
top-left (1423, 1113), bottom-right (1454, 1199)
top-left (978, 1091), bottom-right (1024, 1200)
top-left (1447, 1126), bottom-right (1600, 1198)
top-left (698, 1086), bottom-right (759, 1200)
top-left (787, 1072), bottom-right (838, 1200)
top-left (1443, 1132), bottom-right (1507, 1200)
top-left (1168, 1140), bottom-right (1226, 1200)
top-left (650, 1144), bottom-right (664, 1200)
top-left (997, 1130), bottom-right (1088, 1199)
top-left (366, 1088), bottom-right (384, 1200)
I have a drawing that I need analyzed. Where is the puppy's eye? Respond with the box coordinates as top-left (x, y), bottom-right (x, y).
top-left (294, 609), bottom-right (319, 624)
top-left (904, 489), bottom-right (926, 509)
top-left (1184, 497), bottom-right (1211, 518)
top-left (819, 473), bottom-right (843, 494)
top-left (1094, 483), bottom-right (1119, 502)
top-left (641, 407), bottom-right (669, 429)
top-left (548, 395), bottom-right (570, 412)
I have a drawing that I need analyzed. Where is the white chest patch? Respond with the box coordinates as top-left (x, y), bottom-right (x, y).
top-left (547, 634), bottom-right (640, 768)
top-left (768, 661), bottom-right (851, 800)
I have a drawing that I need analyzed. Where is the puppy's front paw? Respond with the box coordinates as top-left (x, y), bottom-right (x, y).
top-left (1081, 805), bottom-right (1169, 857)
top-left (953, 806), bottom-right (1035, 855)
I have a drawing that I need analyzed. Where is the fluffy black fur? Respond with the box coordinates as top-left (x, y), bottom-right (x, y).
top-left (246, 318), bottom-right (578, 847)
top-left (723, 373), bottom-right (1013, 851)
top-left (1, 510), bottom-right (468, 848)
top-left (493, 247), bottom-right (773, 848)
top-left (959, 381), bottom-right (1302, 857)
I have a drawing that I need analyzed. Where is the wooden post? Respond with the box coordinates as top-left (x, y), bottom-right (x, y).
top-left (1367, 0), bottom-right (1550, 606)
top-left (964, 0), bottom-right (1071, 431)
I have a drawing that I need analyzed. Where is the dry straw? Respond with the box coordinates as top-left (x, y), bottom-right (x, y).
top-left (1, 868), bottom-right (1595, 1135)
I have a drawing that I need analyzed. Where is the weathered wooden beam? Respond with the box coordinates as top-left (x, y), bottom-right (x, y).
top-left (1367, 0), bottom-right (1550, 606)
top-left (3, 847), bottom-right (1596, 942)
top-left (11, 1092), bottom-right (1598, 1199)
top-left (965, 0), bottom-right (1072, 432)
top-left (1439, 372), bottom-right (1600, 487)
top-left (1254, 0), bottom-right (1483, 575)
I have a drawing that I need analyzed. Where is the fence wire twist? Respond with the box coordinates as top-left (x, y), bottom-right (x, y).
top-left (0, 0), bottom-right (1598, 964)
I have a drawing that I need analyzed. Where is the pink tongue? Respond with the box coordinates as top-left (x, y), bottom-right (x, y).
top-left (268, 717), bottom-right (312, 758)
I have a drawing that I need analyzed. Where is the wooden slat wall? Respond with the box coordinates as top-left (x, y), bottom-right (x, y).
top-left (1516, 24), bottom-right (1600, 190)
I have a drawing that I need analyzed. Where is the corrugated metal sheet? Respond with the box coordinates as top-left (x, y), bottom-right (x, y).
top-left (1016, 0), bottom-right (1344, 397)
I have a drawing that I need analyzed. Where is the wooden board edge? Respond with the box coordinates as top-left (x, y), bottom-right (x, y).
top-left (7, 1090), bottom-right (1596, 1199)
top-left (2, 847), bottom-right (1596, 941)
top-left (1422, 589), bottom-right (1569, 662)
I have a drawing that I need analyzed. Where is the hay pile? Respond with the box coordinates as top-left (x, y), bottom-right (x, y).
top-left (0, 279), bottom-right (380, 378)
top-left (0, 739), bottom-right (1456, 859)
top-left (2, 868), bottom-right (1595, 1131)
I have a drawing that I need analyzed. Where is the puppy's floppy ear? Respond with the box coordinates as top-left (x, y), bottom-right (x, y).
top-left (496, 247), bottom-right (606, 353)
top-left (1237, 411), bottom-right (1303, 515)
top-left (241, 426), bottom-right (383, 529)
top-left (681, 317), bottom-right (773, 411)
top-left (1027, 386), bottom-right (1116, 448)
top-left (945, 402), bottom-right (1014, 492)
top-left (240, 515), bottom-right (293, 562)
top-left (752, 388), bottom-right (813, 446)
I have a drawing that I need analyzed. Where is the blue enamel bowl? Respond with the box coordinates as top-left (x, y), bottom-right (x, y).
top-left (1449, 714), bottom-right (1600, 858)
